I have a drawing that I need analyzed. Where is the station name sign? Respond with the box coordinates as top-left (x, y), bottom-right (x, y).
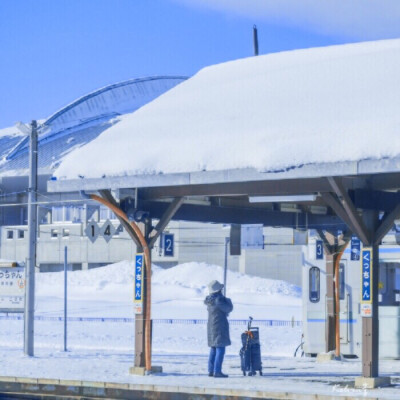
top-left (0, 266), bottom-right (25, 313)
top-left (361, 248), bottom-right (373, 317)
top-left (134, 254), bottom-right (144, 314)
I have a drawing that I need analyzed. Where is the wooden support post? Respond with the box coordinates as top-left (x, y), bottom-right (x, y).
top-left (318, 230), bottom-right (351, 357)
top-left (135, 219), bottom-right (153, 367)
top-left (135, 235), bottom-right (146, 369)
top-left (355, 211), bottom-right (391, 388)
top-left (318, 230), bottom-right (336, 353)
top-left (361, 210), bottom-right (379, 378)
top-left (362, 243), bottom-right (379, 378)
top-left (325, 253), bottom-right (336, 352)
top-left (134, 220), bottom-right (152, 369)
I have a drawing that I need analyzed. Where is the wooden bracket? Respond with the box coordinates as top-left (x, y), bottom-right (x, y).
top-left (99, 189), bottom-right (141, 247)
top-left (326, 177), bottom-right (370, 245)
top-left (374, 203), bottom-right (400, 245)
top-left (148, 197), bottom-right (184, 248)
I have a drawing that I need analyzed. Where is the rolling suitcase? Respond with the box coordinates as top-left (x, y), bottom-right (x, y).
top-left (239, 317), bottom-right (262, 376)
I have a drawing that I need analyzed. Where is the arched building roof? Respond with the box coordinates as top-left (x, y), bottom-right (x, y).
top-left (0, 76), bottom-right (187, 176)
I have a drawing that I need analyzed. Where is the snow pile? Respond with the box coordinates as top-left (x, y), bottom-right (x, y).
top-left (153, 261), bottom-right (300, 297)
top-left (55, 39), bottom-right (400, 180)
top-left (34, 261), bottom-right (301, 321)
top-left (36, 260), bottom-right (135, 301)
top-left (36, 260), bottom-right (301, 313)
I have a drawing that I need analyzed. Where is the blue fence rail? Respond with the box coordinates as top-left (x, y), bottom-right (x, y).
top-left (0, 314), bottom-right (302, 326)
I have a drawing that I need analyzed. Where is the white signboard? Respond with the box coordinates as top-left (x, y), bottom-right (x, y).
top-left (241, 225), bottom-right (264, 249)
top-left (0, 267), bottom-right (25, 312)
top-left (361, 303), bottom-right (372, 317)
top-left (85, 221), bottom-right (117, 243)
top-left (99, 220), bottom-right (116, 243)
top-left (85, 221), bottom-right (100, 243)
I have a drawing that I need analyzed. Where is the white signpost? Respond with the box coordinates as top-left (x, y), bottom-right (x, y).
top-left (85, 220), bottom-right (118, 243)
top-left (0, 265), bottom-right (25, 313)
top-left (85, 221), bottom-right (100, 243)
top-left (99, 219), bottom-right (116, 243)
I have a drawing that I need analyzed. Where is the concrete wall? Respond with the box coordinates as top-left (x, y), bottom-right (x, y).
top-left (0, 220), bottom-right (302, 286)
top-left (239, 246), bottom-right (303, 286)
top-left (0, 220), bottom-right (183, 271)
top-left (168, 222), bottom-right (239, 272)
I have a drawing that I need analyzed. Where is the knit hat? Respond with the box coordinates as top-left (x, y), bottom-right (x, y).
top-left (208, 280), bottom-right (224, 294)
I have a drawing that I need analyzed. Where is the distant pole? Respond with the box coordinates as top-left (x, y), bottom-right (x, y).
top-left (253, 25), bottom-right (259, 56)
top-left (64, 246), bottom-right (68, 352)
top-left (24, 120), bottom-right (38, 356)
top-left (223, 237), bottom-right (229, 296)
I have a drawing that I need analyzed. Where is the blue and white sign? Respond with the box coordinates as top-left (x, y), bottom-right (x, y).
top-left (316, 240), bottom-right (324, 260)
top-left (164, 233), bottom-right (174, 257)
top-left (0, 266), bottom-right (25, 312)
top-left (351, 237), bottom-right (361, 261)
top-left (134, 254), bottom-right (144, 314)
top-left (361, 248), bottom-right (373, 317)
top-left (241, 225), bottom-right (264, 249)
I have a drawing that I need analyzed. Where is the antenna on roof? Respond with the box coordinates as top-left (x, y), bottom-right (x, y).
top-left (253, 25), bottom-right (259, 56)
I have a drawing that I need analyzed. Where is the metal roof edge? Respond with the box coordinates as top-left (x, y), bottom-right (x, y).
top-left (48, 156), bottom-right (400, 194)
top-left (43, 76), bottom-right (188, 128)
top-left (11, 153), bottom-right (396, 192)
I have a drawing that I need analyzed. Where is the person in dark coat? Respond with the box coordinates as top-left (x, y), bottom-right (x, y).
top-left (204, 280), bottom-right (233, 378)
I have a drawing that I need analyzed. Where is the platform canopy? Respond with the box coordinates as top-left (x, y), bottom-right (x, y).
top-left (47, 39), bottom-right (400, 380)
top-left (48, 39), bottom-right (400, 238)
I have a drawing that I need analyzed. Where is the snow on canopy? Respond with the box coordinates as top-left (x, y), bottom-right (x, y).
top-left (55, 39), bottom-right (400, 180)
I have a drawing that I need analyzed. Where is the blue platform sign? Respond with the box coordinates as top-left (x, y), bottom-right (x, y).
top-left (134, 254), bottom-right (144, 314)
top-left (316, 240), bottom-right (324, 260)
top-left (164, 233), bottom-right (174, 257)
top-left (351, 237), bottom-right (361, 261)
top-left (361, 248), bottom-right (373, 317)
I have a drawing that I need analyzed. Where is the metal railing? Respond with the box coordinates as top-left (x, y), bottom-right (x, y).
top-left (0, 314), bottom-right (302, 326)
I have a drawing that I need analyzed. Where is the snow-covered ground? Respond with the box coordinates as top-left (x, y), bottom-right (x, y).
top-left (1, 261), bottom-right (400, 398)
top-left (1, 261), bottom-right (302, 363)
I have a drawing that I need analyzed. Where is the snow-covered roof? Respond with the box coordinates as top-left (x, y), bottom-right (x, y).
top-left (54, 39), bottom-right (400, 182)
top-left (0, 77), bottom-right (187, 176)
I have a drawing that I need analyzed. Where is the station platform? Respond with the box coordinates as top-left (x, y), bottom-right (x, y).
top-left (1, 355), bottom-right (400, 400)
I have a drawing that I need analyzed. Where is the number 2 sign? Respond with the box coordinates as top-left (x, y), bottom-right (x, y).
top-left (164, 233), bottom-right (174, 257)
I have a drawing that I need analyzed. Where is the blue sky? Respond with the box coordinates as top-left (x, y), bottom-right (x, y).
top-left (1, 0), bottom-right (400, 128)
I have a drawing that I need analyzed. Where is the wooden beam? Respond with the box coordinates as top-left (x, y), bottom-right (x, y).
top-left (99, 189), bottom-right (141, 247)
top-left (374, 203), bottom-right (400, 245)
top-left (140, 199), bottom-right (347, 230)
top-left (148, 197), bottom-right (184, 248)
top-left (140, 178), bottom-right (331, 199)
top-left (320, 192), bottom-right (357, 234)
top-left (338, 230), bottom-right (352, 253)
top-left (327, 177), bottom-right (370, 245)
top-left (316, 229), bottom-right (335, 254)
